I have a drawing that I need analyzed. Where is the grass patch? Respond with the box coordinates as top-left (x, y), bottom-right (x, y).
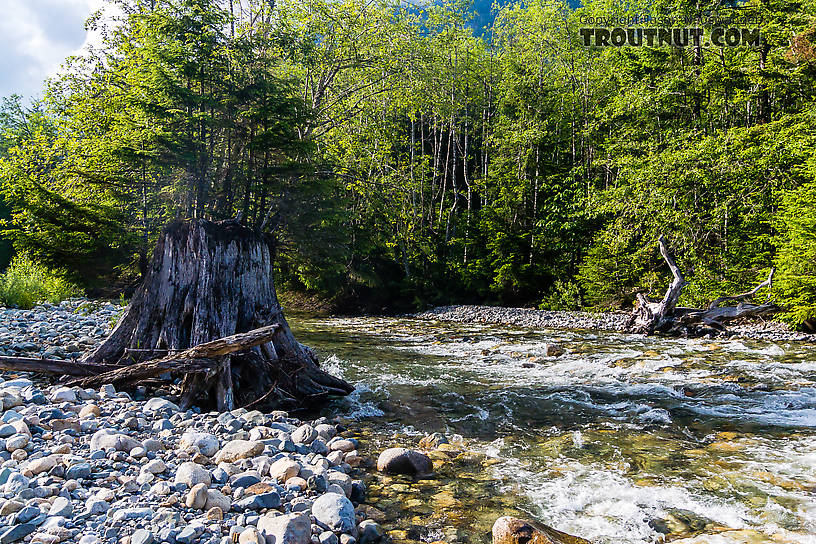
top-left (0, 254), bottom-right (83, 309)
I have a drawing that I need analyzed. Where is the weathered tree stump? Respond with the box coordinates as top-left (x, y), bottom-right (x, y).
top-left (626, 235), bottom-right (781, 337)
top-left (79, 218), bottom-right (353, 411)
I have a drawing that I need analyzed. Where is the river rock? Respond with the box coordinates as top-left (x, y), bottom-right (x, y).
top-left (357, 521), bottom-right (383, 544)
top-left (312, 492), bottom-right (356, 533)
top-left (315, 424), bottom-right (336, 441)
top-left (186, 483), bottom-right (209, 509)
top-left (269, 458), bottom-right (300, 483)
top-left (492, 516), bottom-right (589, 544)
top-left (142, 459), bottom-right (166, 474)
top-left (0, 500), bottom-right (23, 515)
top-left (291, 424), bottom-right (317, 445)
top-left (543, 343), bottom-right (564, 357)
top-left (376, 448), bottom-right (433, 476)
top-left (131, 529), bottom-right (154, 544)
top-left (78, 404), bottom-right (101, 418)
top-left (90, 428), bottom-right (141, 452)
top-left (326, 472), bottom-right (352, 497)
top-left (4, 473), bottom-right (29, 494)
top-left (239, 527), bottom-right (265, 544)
top-left (175, 461), bottom-right (212, 487)
top-left (65, 463), bottom-right (91, 480)
top-left (0, 523), bottom-right (37, 543)
top-left (179, 431), bottom-right (220, 457)
top-left (50, 387), bottom-right (77, 403)
top-left (48, 497), bottom-right (73, 517)
top-left (214, 440), bottom-right (264, 463)
top-left (5, 434), bottom-right (28, 451)
top-left (232, 472), bottom-right (261, 489)
top-left (258, 512), bottom-right (311, 544)
top-left (26, 455), bottom-right (57, 475)
top-left (330, 439), bottom-right (356, 453)
top-left (143, 397), bottom-right (179, 412)
top-left (205, 489), bottom-right (231, 512)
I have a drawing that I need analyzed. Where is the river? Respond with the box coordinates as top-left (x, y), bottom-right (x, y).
top-left (290, 315), bottom-right (816, 544)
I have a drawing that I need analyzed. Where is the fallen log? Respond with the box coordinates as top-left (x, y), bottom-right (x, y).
top-left (626, 236), bottom-right (781, 337)
top-left (65, 324), bottom-right (280, 390)
top-left (68, 357), bottom-right (219, 389)
top-left (0, 357), bottom-right (120, 376)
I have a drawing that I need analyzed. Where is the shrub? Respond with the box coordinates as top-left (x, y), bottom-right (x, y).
top-left (539, 279), bottom-right (584, 311)
top-left (0, 253), bottom-right (83, 309)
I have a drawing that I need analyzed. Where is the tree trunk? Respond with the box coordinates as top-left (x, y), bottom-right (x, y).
top-left (83, 218), bottom-right (353, 411)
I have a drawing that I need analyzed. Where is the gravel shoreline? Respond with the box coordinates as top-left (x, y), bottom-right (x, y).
top-left (0, 300), bottom-right (385, 544)
top-left (413, 305), bottom-right (816, 343)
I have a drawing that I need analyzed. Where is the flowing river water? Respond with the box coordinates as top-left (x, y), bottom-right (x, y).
top-left (290, 315), bottom-right (816, 544)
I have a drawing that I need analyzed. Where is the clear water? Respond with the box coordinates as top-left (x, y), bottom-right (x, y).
top-left (290, 316), bottom-right (816, 544)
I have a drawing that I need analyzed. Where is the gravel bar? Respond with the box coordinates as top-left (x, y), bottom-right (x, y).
top-left (413, 305), bottom-right (816, 343)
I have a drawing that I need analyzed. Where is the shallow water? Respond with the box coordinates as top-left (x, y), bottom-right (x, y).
top-left (290, 316), bottom-right (816, 544)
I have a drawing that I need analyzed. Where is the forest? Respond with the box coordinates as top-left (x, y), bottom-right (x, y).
top-left (1, 0), bottom-right (815, 327)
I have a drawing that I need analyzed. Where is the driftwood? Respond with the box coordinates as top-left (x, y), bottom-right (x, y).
top-left (0, 357), bottom-right (120, 376)
top-left (627, 236), bottom-right (781, 337)
top-left (67, 324), bottom-right (279, 390)
top-left (0, 219), bottom-right (353, 412)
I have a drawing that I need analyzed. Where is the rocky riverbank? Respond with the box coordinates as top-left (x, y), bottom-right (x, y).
top-left (0, 300), bottom-right (386, 544)
top-left (413, 305), bottom-right (816, 343)
top-left (0, 372), bottom-right (385, 544)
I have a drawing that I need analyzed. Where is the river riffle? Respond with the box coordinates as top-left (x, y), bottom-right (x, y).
top-left (291, 316), bottom-right (816, 544)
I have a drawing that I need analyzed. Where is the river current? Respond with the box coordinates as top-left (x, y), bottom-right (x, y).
top-left (291, 316), bottom-right (816, 544)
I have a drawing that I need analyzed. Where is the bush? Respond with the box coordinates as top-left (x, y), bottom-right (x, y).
top-left (0, 254), bottom-right (83, 309)
top-left (539, 279), bottom-right (583, 311)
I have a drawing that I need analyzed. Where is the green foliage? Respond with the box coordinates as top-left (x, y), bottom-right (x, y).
top-left (776, 179), bottom-right (816, 327)
top-left (0, 254), bottom-right (83, 309)
top-left (539, 280), bottom-right (583, 311)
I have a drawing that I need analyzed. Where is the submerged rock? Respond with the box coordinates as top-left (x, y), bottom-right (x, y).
top-left (492, 516), bottom-right (590, 544)
top-left (377, 448), bottom-right (433, 476)
top-left (543, 343), bottom-right (564, 357)
top-left (418, 433), bottom-right (448, 449)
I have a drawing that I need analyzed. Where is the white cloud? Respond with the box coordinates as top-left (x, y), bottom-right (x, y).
top-left (0, 0), bottom-right (113, 100)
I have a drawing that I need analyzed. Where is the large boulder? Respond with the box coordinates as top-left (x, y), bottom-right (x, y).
top-left (492, 516), bottom-right (590, 544)
top-left (90, 429), bottom-right (142, 452)
top-left (311, 492), bottom-right (356, 533)
top-left (214, 440), bottom-right (264, 463)
top-left (258, 512), bottom-right (311, 544)
top-left (376, 448), bottom-right (433, 476)
top-left (179, 432), bottom-right (220, 457)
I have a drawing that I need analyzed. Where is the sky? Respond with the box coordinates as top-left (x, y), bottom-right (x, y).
top-left (0, 0), bottom-right (109, 100)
